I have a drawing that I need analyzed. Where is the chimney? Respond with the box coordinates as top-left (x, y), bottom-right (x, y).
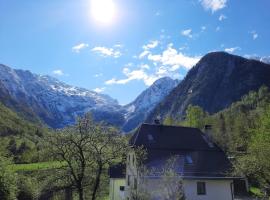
top-left (203, 125), bottom-right (214, 148)
top-left (204, 125), bottom-right (212, 136)
top-left (154, 116), bottom-right (161, 125)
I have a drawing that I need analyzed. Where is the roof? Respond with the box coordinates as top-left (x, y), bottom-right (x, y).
top-left (109, 163), bottom-right (126, 178)
top-left (129, 123), bottom-right (233, 178)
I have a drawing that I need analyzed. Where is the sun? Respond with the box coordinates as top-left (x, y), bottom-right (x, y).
top-left (91, 0), bottom-right (116, 25)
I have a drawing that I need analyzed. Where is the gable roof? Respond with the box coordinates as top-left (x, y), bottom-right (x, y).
top-left (129, 123), bottom-right (233, 179)
top-left (130, 123), bottom-right (218, 151)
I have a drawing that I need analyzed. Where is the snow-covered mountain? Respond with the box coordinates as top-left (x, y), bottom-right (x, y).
top-left (122, 77), bottom-right (179, 132)
top-left (0, 64), bottom-right (125, 128)
top-left (0, 64), bottom-right (179, 131)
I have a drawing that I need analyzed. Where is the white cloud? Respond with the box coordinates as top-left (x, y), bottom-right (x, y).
top-left (216, 26), bottom-right (221, 31)
top-left (91, 46), bottom-right (122, 58)
top-left (143, 40), bottom-right (159, 50)
top-left (93, 87), bottom-right (106, 93)
top-left (105, 44), bottom-right (201, 86)
top-left (199, 0), bottom-right (227, 13)
top-left (224, 47), bottom-right (241, 53)
top-left (250, 31), bottom-right (258, 40)
top-left (147, 44), bottom-right (201, 70)
top-left (52, 69), bottom-right (64, 76)
top-left (94, 73), bottom-right (103, 78)
top-left (219, 14), bottom-right (227, 21)
top-left (181, 29), bottom-right (193, 38)
top-left (201, 26), bottom-right (207, 32)
top-left (72, 43), bottom-right (89, 53)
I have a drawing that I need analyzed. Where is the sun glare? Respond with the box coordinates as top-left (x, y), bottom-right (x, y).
top-left (91, 0), bottom-right (116, 25)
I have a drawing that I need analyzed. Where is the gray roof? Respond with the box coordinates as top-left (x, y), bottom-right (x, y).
top-left (129, 123), bottom-right (233, 179)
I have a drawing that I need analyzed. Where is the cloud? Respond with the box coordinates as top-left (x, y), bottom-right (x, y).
top-left (72, 43), bottom-right (89, 53)
top-left (91, 46), bottom-right (122, 58)
top-left (94, 73), bottom-right (103, 78)
top-left (147, 44), bottom-right (201, 70)
top-left (181, 29), bottom-right (193, 38)
top-left (219, 14), bottom-right (227, 21)
top-left (250, 31), bottom-right (258, 40)
top-left (201, 26), bottom-right (207, 32)
top-left (93, 87), bottom-right (106, 93)
top-left (105, 68), bottom-right (160, 86)
top-left (105, 44), bottom-right (201, 86)
top-left (52, 69), bottom-right (64, 76)
top-left (199, 0), bottom-right (227, 13)
top-left (216, 26), bottom-right (221, 31)
top-left (138, 40), bottom-right (159, 59)
top-left (224, 47), bottom-right (241, 53)
top-left (143, 40), bottom-right (159, 50)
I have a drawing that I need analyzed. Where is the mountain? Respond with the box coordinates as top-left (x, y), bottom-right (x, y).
top-left (122, 77), bottom-right (179, 132)
top-left (0, 64), bottom-right (125, 128)
top-left (147, 52), bottom-right (270, 122)
top-left (0, 64), bottom-right (177, 131)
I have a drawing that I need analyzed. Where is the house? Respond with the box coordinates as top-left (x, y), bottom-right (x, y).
top-left (109, 123), bottom-right (242, 200)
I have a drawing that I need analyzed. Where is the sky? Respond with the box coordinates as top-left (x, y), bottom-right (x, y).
top-left (0, 0), bottom-right (270, 105)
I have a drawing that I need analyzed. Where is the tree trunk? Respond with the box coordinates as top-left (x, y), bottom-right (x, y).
top-left (91, 164), bottom-right (103, 200)
top-left (78, 183), bottom-right (84, 200)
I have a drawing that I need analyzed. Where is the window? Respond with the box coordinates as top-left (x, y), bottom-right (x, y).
top-left (185, 155), bottom-right (193, 164)
top-left (147, 134), bottom-right (154, 141)
top-left (119, 186), bottom-right (125, 191)
top-left (132, 155), bottom-right (135, 165)
top-left (134, 178), bottom-right (137, 189)
top-left (197, 182), bottom-right (206, 195)
top-left (127, 175), bottom-right (130, 186)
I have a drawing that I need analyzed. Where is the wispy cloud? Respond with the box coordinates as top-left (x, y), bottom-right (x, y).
top-left (143, 40), bottom-right (159, 50)
top-left (93, 87), bottom-right (106, 93)
top-left (199, 0), bottom-right (227, 13)
top-left (105, 43), bottom-right (201, 86)
top-left (72, 43), bottom-right (89, 53)
top-left (52, 69), bottom-right (64, 76)
top-left (219, 14), bottom-right (227, 21)
top-left (181, 29), bottom-right (193, 38)
top-left (250, 31), bottom-right (258, 40)
top-left (91, 46), bottom-right (122, 58)
top-left (139, 40), bottom-right (159, 59)
top-left (224, 47), bottom-right (241, 53)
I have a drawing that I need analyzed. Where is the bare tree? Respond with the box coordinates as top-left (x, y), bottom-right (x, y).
top-left (48, 114), bottom-right (127, 200)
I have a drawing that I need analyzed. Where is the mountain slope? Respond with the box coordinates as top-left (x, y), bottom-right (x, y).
top-left (122, 77), bottom-right (178, 131)
top-left (0, 64), bottom-right (125, 128)
top-left (147, 52), bottom-right (270, 122)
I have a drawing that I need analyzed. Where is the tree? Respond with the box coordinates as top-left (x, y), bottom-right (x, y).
top-left (48, 114), bottom-right (127, 200)
top-left (130, 152), bottom-right (185, 200)
top-left (0, 155), bottom-right (18, 200)
top-left (185, 105), bottom-right (206, 129)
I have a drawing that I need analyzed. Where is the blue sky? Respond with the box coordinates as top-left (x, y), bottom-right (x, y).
top-left (0, 0), bottom-right (270, 104)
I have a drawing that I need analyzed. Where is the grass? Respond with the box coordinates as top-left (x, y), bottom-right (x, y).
top-left (249, 186), bottom-right (264, 197)
top-left (9, 161), bottom-right (67, 172)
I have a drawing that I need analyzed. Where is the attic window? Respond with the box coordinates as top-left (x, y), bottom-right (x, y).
top-left (185, 155), bottom-right (193, 164)
top-left (147, 134), bottom-right (154, 142)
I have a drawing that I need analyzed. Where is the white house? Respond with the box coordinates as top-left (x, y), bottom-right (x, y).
top-left (109, 123), bottom-right (242, 200)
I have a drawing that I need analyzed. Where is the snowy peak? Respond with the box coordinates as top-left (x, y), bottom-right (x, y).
top-left (122, 77), bottom-right (179, 132)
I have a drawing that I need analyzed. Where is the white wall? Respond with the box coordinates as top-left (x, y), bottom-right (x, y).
top-left (183, 179), bottom-right (233, 200)
top-left (109, 178), bottom-right (126, 200)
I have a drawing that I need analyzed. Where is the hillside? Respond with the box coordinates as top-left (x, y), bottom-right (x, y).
top-left (147, 52), bottom-right (270, 122)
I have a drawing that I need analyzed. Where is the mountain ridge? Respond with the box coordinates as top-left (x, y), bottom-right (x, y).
top-left (146, 51), bottom-right (270, 122)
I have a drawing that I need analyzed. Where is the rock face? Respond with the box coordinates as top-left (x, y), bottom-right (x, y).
top-left (147, 52), bottom-right (270, 122)
top-left (122, 77), bottom-right (179, 132)
top-left (0, 64), bottom-right (125, 128)
top-left (0, 64), bottom-right (178, 131)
